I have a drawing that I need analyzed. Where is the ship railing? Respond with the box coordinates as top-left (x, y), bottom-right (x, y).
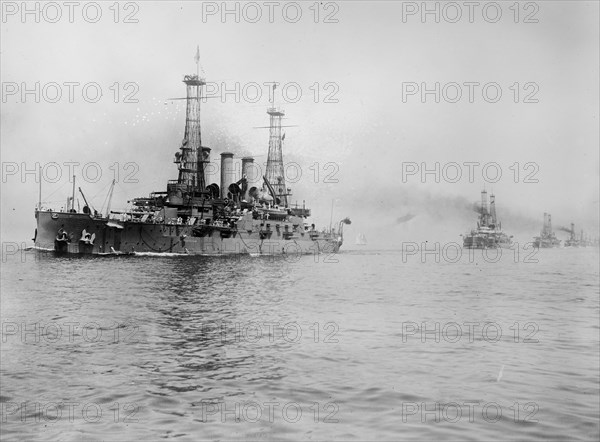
top-left (289, 207), bottom-right (311, 217)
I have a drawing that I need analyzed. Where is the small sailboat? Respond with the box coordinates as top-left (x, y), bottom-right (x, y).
top-left (355, 233), bottom-right (367, 246)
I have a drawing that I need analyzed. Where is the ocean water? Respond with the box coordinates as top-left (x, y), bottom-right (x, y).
top-left (1, 247), bottom-right (598, 441)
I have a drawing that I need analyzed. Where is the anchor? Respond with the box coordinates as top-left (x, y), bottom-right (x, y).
top-left (80, 229), bottom-right (96, 245)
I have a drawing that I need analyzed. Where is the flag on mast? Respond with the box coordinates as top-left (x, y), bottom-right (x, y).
top-left (194, 46), bottom-right (201, 78)
top-left (271, 83), bottom-right (278, 106)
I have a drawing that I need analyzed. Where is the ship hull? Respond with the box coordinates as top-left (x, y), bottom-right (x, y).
top-left (34, 210), bottom-right (341, 256)
top-left (462, 235), bottom-right (496, 249)
top-left (533, 239), bottom-right (561, 248)
top-left (462, 235), bottom-right (513, 250)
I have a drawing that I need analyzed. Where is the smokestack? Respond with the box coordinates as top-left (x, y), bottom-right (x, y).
top-left (241, 157), bottom-right (255, 181)
top-left (489, 194), bottom-right (496, 224)
top-left (481, 190), bottom-right (488, 214)
top-left (548, 214), bottom-right (552, 232)
top-left (220, 152), bottom-right (234, 199)
top-left (241, 157), bottom-right (255, 201)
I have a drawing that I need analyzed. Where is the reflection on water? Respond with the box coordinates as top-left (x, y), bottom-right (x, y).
top-left (1, 248), bottom-right (599, 440)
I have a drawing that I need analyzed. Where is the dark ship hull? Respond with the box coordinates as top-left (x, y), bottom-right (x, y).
top-left (462, 231), bottom-right (513, 249)
top-left (35, 210), bottom-right (341, 256)
top-left (462, 233), bottom-right (494, 249)
top-left (532, 237), bottom-right (561, 248)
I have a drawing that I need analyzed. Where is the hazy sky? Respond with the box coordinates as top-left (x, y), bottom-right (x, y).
top-left (1, 1), bottom-right (598, 246)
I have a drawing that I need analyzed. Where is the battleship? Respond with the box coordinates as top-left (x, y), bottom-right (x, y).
top-left (560, 223), bottom-right (581, 247)
top-left (33, 56), bottom-right (350, 256)
top-left (559, 223), bottom-right (598, 248)
top-left (462, 190), bottom-right (513, 249)
top-left (533, 213), bottom-right (561, 248)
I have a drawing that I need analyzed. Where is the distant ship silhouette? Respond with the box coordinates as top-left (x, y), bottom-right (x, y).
top-left (396, 213), bottom-right (416, 224)
top-left (355, 233), bottom-right (367, 245)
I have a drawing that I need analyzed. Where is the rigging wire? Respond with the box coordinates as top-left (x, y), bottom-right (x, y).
top-left (40, 180), bottom-right (69, 203)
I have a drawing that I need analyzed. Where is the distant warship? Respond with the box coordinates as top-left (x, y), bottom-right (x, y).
top-left (560, 223), bottom-right (593, 248)
top-left (533, 213), bottom-right (561, 248)
top-left (462, 190), bottom-right (513, 249)
top-left (33, 54), bottom-right (350, 256)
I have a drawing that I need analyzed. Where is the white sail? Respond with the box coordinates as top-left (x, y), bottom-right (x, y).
top-left (355, 233), bottom-right (367, 245)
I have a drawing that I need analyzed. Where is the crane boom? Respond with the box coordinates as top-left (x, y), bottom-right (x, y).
top-left (105, 179), bottom-right (116, 218)
top-left (78, 187), bottom-right (94, 212)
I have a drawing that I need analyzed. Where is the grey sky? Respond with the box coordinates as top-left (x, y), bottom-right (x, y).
top-left (1, 1), bottom-right (598, 246)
